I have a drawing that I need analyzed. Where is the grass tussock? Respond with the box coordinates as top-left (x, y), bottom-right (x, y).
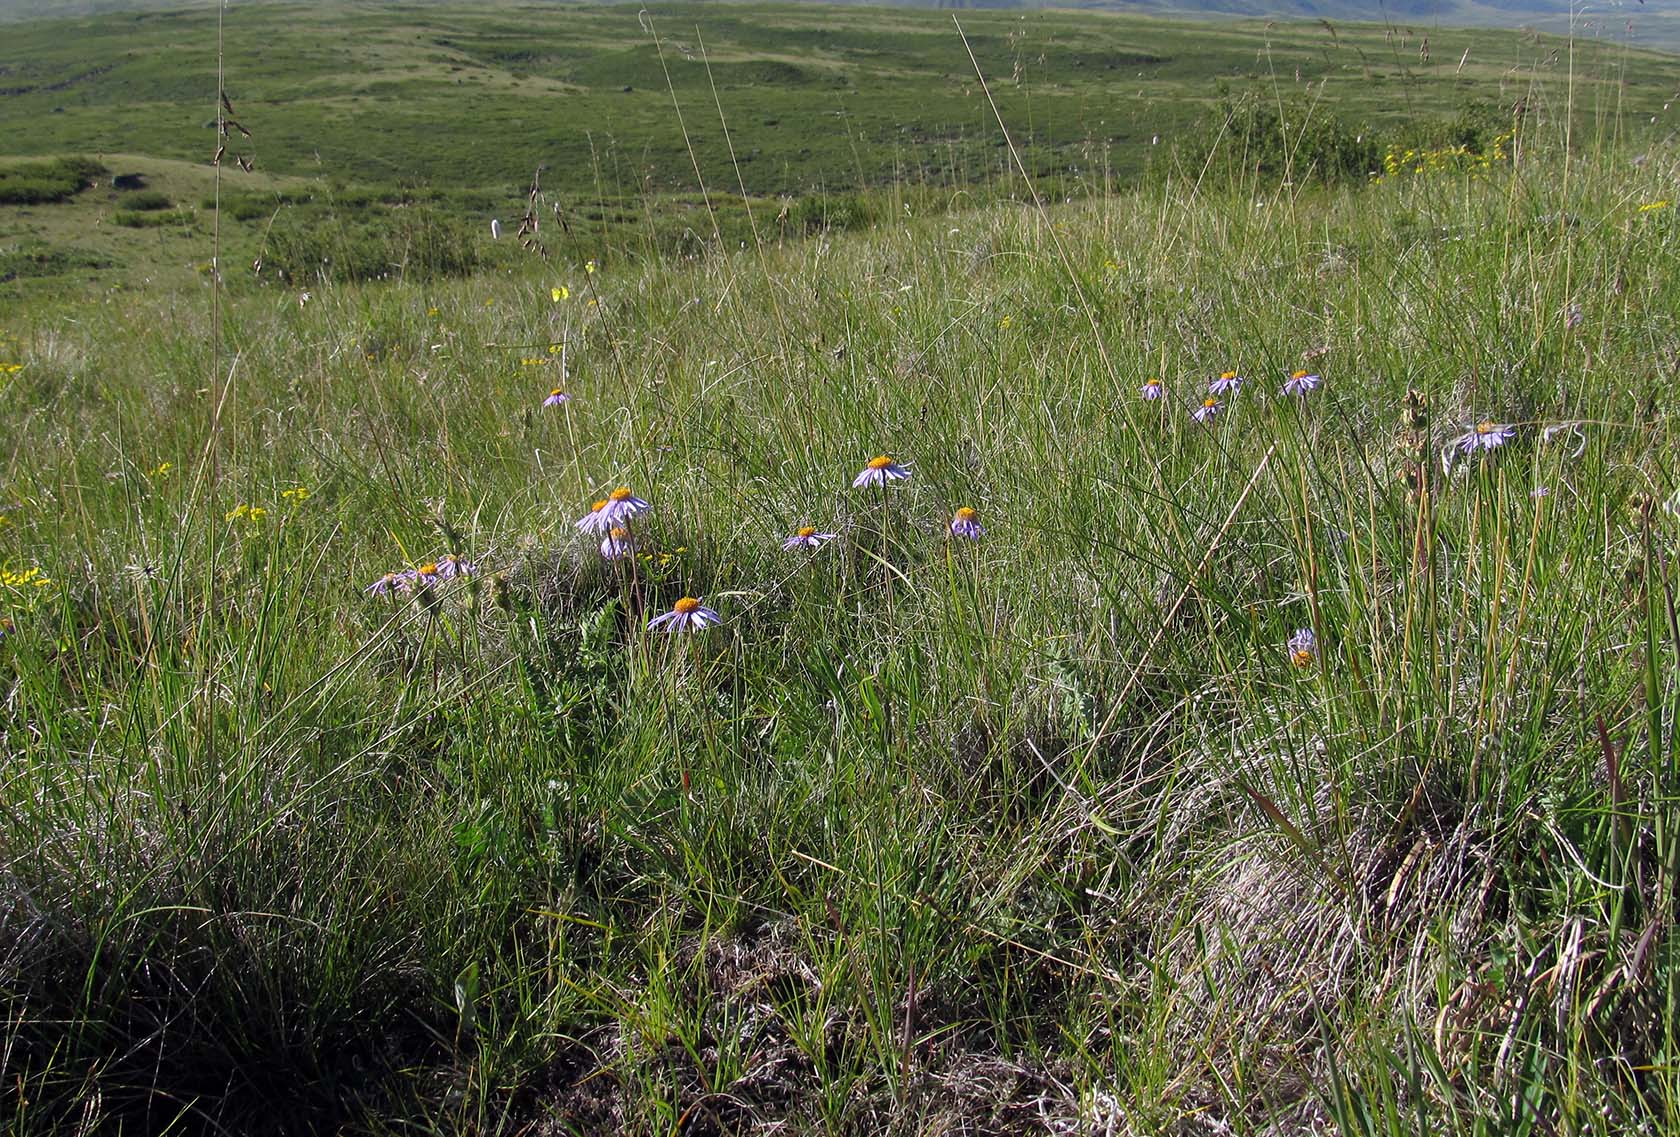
top-left (0, 156), bottom-right (106, 205)
top-left (2, 124), bottom-right (1680, 1135)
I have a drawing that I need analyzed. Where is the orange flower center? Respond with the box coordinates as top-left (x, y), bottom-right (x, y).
top-left (1203, 397), bottom-right (1219, 408)
top-left (674, 596), bottom-right (702, 614)
top-left (797, 526), bottom-right (817, 538)
top-left (1145, 378), bottom-right (1160, 387)
top-left (1476, 421), bottom-right (1498, 434)
top-left (1220, 370), bottom-right (1238, 380)
top-left (1292, 370), bottom-right (1309, 379)
top-left (609, 527), bottom-right (629, 540)
top-left (418, 563), bottom-right (437, 575)
top-left (1292, 649), bottom-right (1315, 667)
top-left (550, 388), bottom-right (564, 397)
top-left (590, 499), bottom-right (607, 512)
top-left (610, 486), bottom-right (634, 501)
top-left (954, 507), bottom-right (977, 523)
top-left (867, 455), bottom-right (894, 470)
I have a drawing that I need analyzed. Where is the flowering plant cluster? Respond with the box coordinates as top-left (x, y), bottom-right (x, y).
top-left (1149, 368), bottom-right (1322, 418)
top-left (356, 372), bottom-right (1528, 666)
top-left (1375, 130), bottom-right (1514, 182)
top-left (365, 553), bottom-right (476, 597)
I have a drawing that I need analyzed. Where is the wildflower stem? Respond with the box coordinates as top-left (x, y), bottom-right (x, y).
top-left (878, 481), bottom-right (894, 621)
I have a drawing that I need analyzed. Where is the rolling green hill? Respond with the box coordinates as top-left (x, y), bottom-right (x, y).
top-left (7, 4), bottom-right (1680, 1136)
top-left (2, 1), bottom-right (1670, 193)
top-left (3, 1), bottom-right (1677, 299)
top-left (3, 0), bottom-right (1676, 51)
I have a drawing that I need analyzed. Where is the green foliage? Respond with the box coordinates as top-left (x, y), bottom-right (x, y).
top-left (789, 190), bottom-right (876, 233)
top-left (117, 188), bottom-right (172, 211)
top-left (260, 200), bottom-right (481, 284)
top-left (112, 206), bottom-right (192, 228)
top-left (0, 156), bottom-right (106, 204)
top-left (0, 243), bottom-right (110, 280)
top-left (5, 148), bottom-right (1680, 1130)
top-left (1171, 89), bottom-right (1381, 186)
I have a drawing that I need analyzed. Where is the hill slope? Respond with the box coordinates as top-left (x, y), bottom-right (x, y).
top-left (2, 1), bottom-right (1673, 194)
top-left (4, 1), bottom-right (1676, 299)
top-left (4, 139), bottom-right (1680, 1135)
top-left (4, 0), bottom-right (1673, 51)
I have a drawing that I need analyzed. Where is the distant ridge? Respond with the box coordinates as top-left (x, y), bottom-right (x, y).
top-left (803, 0), bottom-right (1672, 52)
top-left (0, 0), bottom-right (1672, 51)
top-left (873, 0), bottom-right (1674, 52)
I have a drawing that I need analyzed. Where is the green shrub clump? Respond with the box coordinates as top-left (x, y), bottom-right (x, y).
top-left (118, 189), bottom-right (173, 212)
top-left (113, 209), bottom-right (193, 229)
top-left (260, 202), bottom-right (481, 284)
top-left (0, 157), bottom-right (108, 205)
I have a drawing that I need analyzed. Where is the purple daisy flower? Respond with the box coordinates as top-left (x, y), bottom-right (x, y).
top-left (1141, 377), bottom-right (1163, 401)
top-left (575, 499), bottom-right (610, 533)
top-left (1288, 627), bottom-right (1317, 668)
top-left (599, 486), bottom-right (651, 527)
top-left (366, 571), bottom-right (411, 597)
top-left (543, 387), bottom-right (571, 407)
top-left (1192, 396), bottom-right (1221, 423)
top-left (852, 454), bottom-right (911, 489)
top-left (949, 507), bottom-right (984, 540)
top-left (1456, 421), bottom-right (1515, 454)
top-left (411, 562), bottom-right (443, 589)
top-left (599, 526), bottom-right (636, 561)
top-left (1209, 370), bottom-right (1243, 395)
top-left (783, 526), bottom-right (837, 551)
top-left (1281, 370), bottom-right (1320, 397)
top-left (434, 553), bottom-right (476, 580)
top-left (647, 596), bottom-right (722, 632)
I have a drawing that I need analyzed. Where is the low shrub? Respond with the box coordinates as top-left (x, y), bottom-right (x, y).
top-left (113, 209), bottom-right (193, 229)
top-left (118, 189), bottom-right (173, 212)
top-left (0, 157), bottom-right (108, 205)
top-left (260, 202), bottom-right (480, 284)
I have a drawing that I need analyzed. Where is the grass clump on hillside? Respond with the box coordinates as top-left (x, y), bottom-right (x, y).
top-left (117, 189), bottom-right (174, 212)
top-left (2, 132), bottom-right (1678, 1133)
top-left (112, 206), bottom-right (193, 229)
top-left (0, 156), bottom-right (106, 205)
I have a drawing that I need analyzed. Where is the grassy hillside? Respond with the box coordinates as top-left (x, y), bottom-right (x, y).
top-left (4, 121), bottom-right (1680, 1133)
top-left (3, 0), bottom-right (1677, 53)
top-left (5, 3), bottom-right (1680, 1134)
top-left (3, 1), bottom-right (1678, 297)
top-left (3, 1), bottom-right (1667, 189)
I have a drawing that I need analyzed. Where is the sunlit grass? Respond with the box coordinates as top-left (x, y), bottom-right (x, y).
top-left (2, 139), bottom-right (1679, 1133)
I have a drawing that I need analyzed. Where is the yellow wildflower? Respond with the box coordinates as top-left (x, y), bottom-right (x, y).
top-left (0, 566), bottom-right (51, 590)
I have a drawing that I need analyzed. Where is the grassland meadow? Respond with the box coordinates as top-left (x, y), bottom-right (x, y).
top-left (2, 3), bottom-right (1680, 1134)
